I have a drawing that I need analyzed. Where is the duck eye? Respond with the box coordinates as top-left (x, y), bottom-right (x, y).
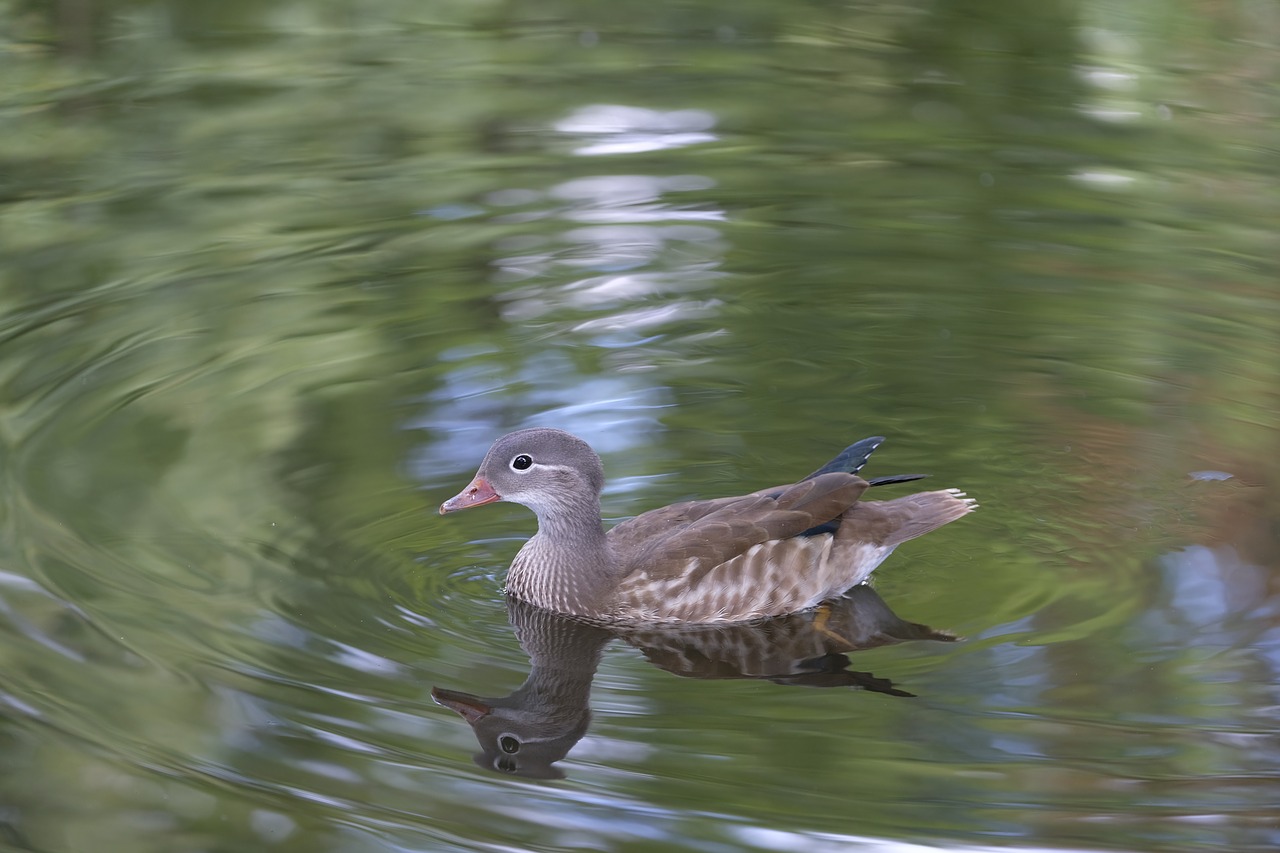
top-left (511, 455), bottom-right (533, 471)
top-left (499, 735), bottom-right (521, 754)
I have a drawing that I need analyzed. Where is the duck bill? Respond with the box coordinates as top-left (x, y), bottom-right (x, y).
top-left (440, 476), bottom-right (501, 514)
top-left (431, 687), bottom-right (492, 723)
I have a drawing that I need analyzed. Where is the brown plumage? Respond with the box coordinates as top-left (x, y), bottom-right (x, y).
top-left (440, 428), bottom-right (975, 624)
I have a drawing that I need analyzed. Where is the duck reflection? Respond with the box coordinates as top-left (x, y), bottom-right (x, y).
top-left (432, 586), bottom-right (954, 778)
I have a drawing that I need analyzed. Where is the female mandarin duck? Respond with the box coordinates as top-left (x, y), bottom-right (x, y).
top-left (440, 428), bottom-right (975, 625)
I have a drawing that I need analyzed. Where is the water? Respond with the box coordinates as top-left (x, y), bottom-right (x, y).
top-left (2, 2), bottom-right (1278, 851)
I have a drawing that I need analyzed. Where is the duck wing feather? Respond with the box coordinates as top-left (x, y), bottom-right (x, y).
top-left (606, 472), bottom-right (869, 582)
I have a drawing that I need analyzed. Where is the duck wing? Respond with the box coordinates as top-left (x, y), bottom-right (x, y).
top-left (606, 472), bottom-right (868, 583)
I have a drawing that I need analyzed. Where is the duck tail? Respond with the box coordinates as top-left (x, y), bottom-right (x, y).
top-left (806, 437), bottom-right (928, 487)
top-left (873, 489), bottom-right (978, 548)
top-left (804, 436), bottom-right (885, 480)
top-left (866, 473), bottom-right (929, 487)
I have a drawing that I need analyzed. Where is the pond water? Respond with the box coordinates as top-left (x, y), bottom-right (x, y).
top-left (2, 2), bottom-right (1278, 851)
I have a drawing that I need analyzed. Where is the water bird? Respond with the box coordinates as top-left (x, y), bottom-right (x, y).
top-left (440, 428), bottom-right (975, 624)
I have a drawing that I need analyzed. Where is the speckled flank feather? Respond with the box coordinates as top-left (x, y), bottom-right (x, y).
top-left (608, 489), bottom-right (975, 623)
top-left (612, 536), bottom-right (865, 623)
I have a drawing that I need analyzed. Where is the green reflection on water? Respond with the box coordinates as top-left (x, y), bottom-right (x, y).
top-left (2, 0), bottom-right (1278, 851)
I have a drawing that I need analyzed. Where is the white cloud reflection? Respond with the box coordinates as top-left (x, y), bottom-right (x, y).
top-left (490, 168), bottom-right (729, 336)
top-left (415, 104), bottom-right (728, 472)
top-left (735, 826), bottom-right (1108, 853)
top-left (555, 105), bottom-right (718, 156)
top-left (410, 347), bottom-right (672, 487)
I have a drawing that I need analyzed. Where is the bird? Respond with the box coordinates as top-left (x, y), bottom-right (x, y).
top-left (439, 428), bottom-right (975, 625)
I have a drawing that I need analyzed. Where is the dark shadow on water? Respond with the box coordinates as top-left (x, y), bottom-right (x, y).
top-left (432, 585), bottom-right (955, 779)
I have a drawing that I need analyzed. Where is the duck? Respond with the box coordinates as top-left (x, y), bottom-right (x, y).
top-left (440, 428), bottom-right (975, 625)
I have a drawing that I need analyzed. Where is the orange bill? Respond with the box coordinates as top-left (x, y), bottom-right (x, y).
top-left (440, 477), bottom-right (501, 514)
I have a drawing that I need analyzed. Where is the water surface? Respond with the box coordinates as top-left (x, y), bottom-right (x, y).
top-left (1, 2), bottom-right (1278, 851)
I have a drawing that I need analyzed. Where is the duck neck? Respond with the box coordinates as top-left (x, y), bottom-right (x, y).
top-left (508, 493), bottom-right (619, 618)
top-left (533, 493), bottom-right (607, 551)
